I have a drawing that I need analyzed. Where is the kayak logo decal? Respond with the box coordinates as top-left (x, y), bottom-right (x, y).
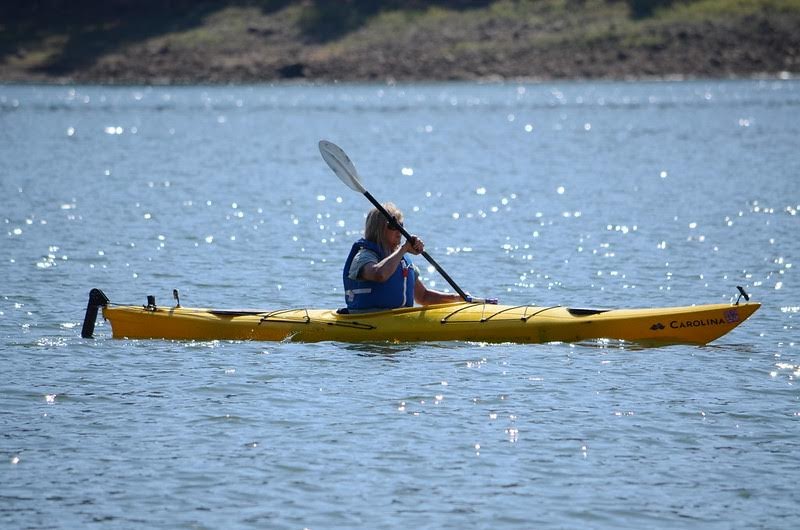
top-left (724, 309), bottom-right (740, 324)
top-left (652, 310), bottom-right (739, 331)
top-left (669, 312), bottom-right (739, 329)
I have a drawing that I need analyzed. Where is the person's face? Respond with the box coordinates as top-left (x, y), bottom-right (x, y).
top-left (384, 219), bottom-right (403, 248)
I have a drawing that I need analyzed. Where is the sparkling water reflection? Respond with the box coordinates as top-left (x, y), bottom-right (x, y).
top-left (1, 80), bottom-right (798, 529)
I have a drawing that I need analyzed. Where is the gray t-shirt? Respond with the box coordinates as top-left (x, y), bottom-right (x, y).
top-left (348, 248), bottom-right (420, 280)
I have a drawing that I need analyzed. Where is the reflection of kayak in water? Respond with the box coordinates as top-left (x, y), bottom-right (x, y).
top-left (82, 289), bottom-right (760, 346)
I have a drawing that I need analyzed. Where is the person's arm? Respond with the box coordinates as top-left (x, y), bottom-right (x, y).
top-left (359, 236), bottom-right (423, 283)
top-left (414, 277), bottom-right (465, 305)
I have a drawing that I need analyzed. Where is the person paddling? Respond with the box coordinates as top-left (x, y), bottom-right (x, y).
top-left (343, 203), bottom-right (465, 311)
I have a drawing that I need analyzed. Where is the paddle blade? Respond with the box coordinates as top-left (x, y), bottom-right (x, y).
top-left (319, 140), bottom-right (366, 194)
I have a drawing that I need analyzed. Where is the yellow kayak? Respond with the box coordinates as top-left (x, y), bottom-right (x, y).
top-left (82, 289), bottom-right (760, 345)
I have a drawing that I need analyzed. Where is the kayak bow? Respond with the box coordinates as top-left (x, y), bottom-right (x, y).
top-left (82, 289), bottom-right (759, 346)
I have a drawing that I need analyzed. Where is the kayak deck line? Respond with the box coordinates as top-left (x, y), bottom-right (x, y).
top-left (255, 309), bottom-right (376, 330)
top-left (439, 303), bottom-right (561, 323)
top-left (258, 308), bottom-right (311, 324)
top-left (81, 288), bottom-right (761, 346)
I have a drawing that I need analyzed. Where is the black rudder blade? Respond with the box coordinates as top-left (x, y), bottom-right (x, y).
top-left (81, 288), bottom-right (109, 338)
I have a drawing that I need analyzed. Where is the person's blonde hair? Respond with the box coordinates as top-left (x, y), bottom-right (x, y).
top-left (364, 202), bottom-right (403, 254)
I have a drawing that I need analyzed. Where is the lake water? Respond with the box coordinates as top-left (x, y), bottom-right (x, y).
top-left (1, 80), bottom-right (798, 529)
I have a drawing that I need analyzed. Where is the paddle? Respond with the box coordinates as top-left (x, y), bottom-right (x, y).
top-left (319, 140), bottom-right (496, 304)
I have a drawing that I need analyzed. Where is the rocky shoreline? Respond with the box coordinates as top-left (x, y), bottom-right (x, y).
top-left (2, 2), bottom-right (798, 84)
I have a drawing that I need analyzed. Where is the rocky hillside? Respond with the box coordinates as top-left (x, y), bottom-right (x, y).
top-left (1, 0), bottom-right (798, 83)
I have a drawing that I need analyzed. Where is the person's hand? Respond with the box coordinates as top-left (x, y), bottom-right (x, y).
top-left (404, 235), bottom-right (424, 255)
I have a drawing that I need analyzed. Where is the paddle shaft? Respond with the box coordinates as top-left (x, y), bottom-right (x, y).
top-left (318, 139), bottom-right (481, 302)
top-left (362, 190), bottom-right (469, 301)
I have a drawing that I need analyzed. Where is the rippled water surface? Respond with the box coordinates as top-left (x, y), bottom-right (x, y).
top-left (2, 81), bottom-right (798, 529)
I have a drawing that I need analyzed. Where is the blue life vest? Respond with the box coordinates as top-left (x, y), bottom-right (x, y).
top-left (343, 238), bottom-right (415, 310)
